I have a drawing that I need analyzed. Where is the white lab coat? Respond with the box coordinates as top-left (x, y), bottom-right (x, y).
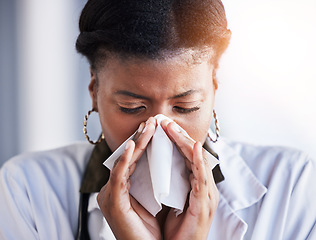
top-left (0, 138), bottom-right (315, 239)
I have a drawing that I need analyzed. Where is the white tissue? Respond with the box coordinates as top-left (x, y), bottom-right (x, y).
top-left (103, 114), bottom-right (219, 216)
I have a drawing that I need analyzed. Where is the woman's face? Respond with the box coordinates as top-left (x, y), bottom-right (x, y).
top-left (89, 55), bottom-right (216, 152)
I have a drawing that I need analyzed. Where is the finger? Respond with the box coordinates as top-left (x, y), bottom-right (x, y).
top-left (160, 118), bottom-right (174, 141)
top-left (191, 142), bottom-right (208, 197)
top-left (185, 157), bottom-right (193, 172)
top-left (189, 172), bottom-right (194, 184)
top-left (161, 119), bottom-right (194, 159)
top-left (206, 160), bottom-right (218, 197)
top-left (166, 121), bottom-right (196, 161)
top-left (133, 121), bottom-right (146, 142)
top-left (129, 162), bottom-right (137, 176)
top-left (110, 140), bottom-right (135, 197)
top-left (97, 184), bottom-right (107, 209)
top-left (131, 117), bottom-right (157, 164)
top-left (207, 167), bottom-right (218, 200)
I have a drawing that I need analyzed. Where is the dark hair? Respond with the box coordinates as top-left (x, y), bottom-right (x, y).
top-left (76, 0), bottom-right (231, 70)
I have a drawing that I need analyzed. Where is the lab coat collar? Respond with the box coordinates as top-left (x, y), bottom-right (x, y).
top-left (205, 137), bottom-right (267, 239)
top-left (209, 138), bottom-right (267, 212)
top-left (80, 140), bottom-right (111, 193)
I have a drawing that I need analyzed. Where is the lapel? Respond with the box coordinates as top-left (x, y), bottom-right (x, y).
top-left (80, 140), bottom-right (112, 193)
top-left (206, 137), bottom-right (267, 239)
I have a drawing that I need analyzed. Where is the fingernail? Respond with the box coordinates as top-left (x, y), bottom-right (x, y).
top-left (171, 122), bottom-right (182, 133)
top-left (137, 122), bottom-right (145, 133)
top-left (161, 118), bottom-right (172, 127)
top-left (142, 122), bottom-right (150, 133)
top-left (125, 140), bottom-right (132, 150)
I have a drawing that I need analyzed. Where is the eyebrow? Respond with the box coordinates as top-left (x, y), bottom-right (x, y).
top-left (114, 90), bottom-right (150, 100)
top-left (169, 90), bottom-right (201, 99)
top-left (114, 89), bottom-right (200, 100)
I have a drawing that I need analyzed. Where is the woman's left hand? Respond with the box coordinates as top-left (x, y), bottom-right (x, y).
top-left (161, 121), bottom-right (219, 240)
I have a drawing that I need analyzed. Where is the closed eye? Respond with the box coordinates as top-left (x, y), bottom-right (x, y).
top-left (173, 106), bottom-right (200, 114)
top-left (119, 106), bottom-right (146, 114)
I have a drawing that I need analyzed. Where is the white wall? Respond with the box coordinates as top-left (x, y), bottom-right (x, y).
top-left (1, 0), bottom-right (315, 166)
top-left (0, 0), bottom-right (19, 165)
top-left (217, 0), bottom-right (316, 158)
top-left (16, 0), bottom-right (91, 154)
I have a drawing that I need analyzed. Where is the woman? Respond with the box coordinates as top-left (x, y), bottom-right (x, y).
top-left (0, 0), bottom-right (315, 239)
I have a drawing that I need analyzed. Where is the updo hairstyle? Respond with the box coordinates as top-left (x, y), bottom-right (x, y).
top-left (76, 0), bottom-right (231, 74)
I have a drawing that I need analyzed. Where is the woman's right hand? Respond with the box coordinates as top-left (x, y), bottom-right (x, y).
top-left (97, 117), bottom-right (161, 240)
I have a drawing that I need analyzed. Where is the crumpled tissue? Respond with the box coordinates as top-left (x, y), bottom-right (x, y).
top-left (103, 114), bottom-right (219, 216)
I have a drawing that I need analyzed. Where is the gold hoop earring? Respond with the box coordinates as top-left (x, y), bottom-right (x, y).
top-left (208, 109), bottom-right (220, 143)
top-left (83, 108), bottom-right (105, 145)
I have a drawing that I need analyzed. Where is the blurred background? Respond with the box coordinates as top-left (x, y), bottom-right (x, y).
top-left (0, 0), bottom-right (315, 166)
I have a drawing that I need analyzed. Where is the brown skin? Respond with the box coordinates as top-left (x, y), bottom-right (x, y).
top-left (91, 54), bottom-right (219, 239)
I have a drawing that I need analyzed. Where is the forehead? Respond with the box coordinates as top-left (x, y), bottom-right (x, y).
top-left (95, 52), bottom-right (215, 99)
top-left (98, 49), bottom-right (214, 75)
top-left (94, 47), bottom-right (214, 70)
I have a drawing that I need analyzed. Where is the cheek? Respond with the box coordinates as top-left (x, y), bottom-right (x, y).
top-left (99, 110), bottom-right (142, 151)
top-left (97, 93), bottom-right (142, 151)
top-left (176, 105), bottom-right (213, 143)
top-left (182, 95), bottom-right (214, 143)
top-left (185, 113), bottom-right (212, 143)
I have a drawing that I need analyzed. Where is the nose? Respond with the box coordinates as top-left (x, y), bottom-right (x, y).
top-left (148, 104), bottom-right (177, 123)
